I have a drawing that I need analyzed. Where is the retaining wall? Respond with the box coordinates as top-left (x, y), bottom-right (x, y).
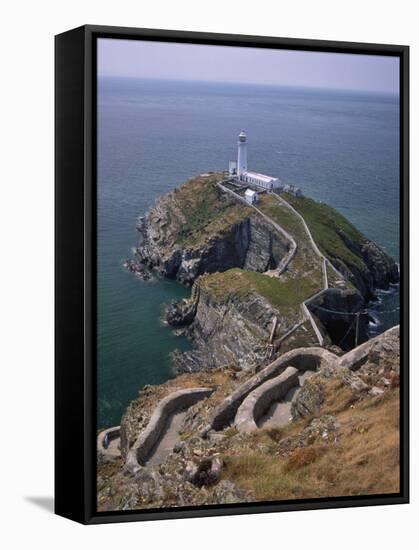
top-left (217, 182), bottom-right (297, 277)
top-left (235, 366), bottom-right (299, 433)
top-left (272, 192), bottom-right (345, 281)
top-left (338, 325), bottom-right (399, 371)
top-left (126, 387), bottom-right (213, 471)
top-left (206, 326), bottom-right (398, 434)
top-left (206, 347), bottom-right (337, 432)
top-left (97, 426), bottom-right (121, 459)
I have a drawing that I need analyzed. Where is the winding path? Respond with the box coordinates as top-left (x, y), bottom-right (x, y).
top-left (97, 426), bottom-right (121, 460)
top-left (125, 387), bottom-right (213, 472)
top-left (217, 182), bottom-right (297, 278)
top-left (146, 410), bottom-right (188, 466)
top-left (268, 192), bottom-right (351, 347)
top-left (206, 325), bottom-right (399, 434)
top-left (257, 369), bottom-right (314, 429)
top-left (270, 192), bottom-right (346, 282)
top-left (217, 180), bottom-right (345, 347)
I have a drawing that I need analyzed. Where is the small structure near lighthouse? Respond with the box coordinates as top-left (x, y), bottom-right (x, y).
top-left (244, 188), bottom-right (258, 205)
top-left (229, 131), bottom-right (281, 191)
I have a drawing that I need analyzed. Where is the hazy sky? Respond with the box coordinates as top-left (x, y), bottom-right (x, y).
top-left (98, 38), bottom-right (399, 94)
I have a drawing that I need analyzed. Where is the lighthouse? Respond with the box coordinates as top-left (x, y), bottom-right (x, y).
top-left (237, 131), bottom-right (248, 178)
top-left (228, 130), bottom-right (283, 191)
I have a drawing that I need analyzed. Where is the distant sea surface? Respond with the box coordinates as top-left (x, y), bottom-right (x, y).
top-left (97, 77), bottom-right (400, 428)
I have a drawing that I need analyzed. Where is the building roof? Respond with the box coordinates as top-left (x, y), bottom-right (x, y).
top-left (245, 188), bottom-right (257, 196)
top-left (242, 170), bottom-right (278, 183)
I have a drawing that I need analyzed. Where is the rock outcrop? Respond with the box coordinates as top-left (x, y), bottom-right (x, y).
top-left (98, 168), bottom-right (402, 512)
top-left (135, 174), bottom-right (290, 285)
top-left (135, 175), bottom-right (398, 294)
top-left (292, 325), bottom-right (400, 420)
top-left (129, 174), bottom-right (399, 372)
top-left (171, 279), bottom-right (294, 373)
top-left (283, 193), bottom-right (400, 300)
top-left (97, 327), bottom-right (401, 511)
top-left (360, 240), bottom-right (400, 292)
top-left (291, 378), bottom-right (325, 419)
top-left (137, 208), bottom-right (290, 285)
top-left (308, 288), bottom-right (369, 351)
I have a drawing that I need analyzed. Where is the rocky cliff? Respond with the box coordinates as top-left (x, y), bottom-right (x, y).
top-left (169, 268), bottom-right (326, 373)
top-left (97, 326), bottom-right (401, 511)
top-left (131, 173), bottom-right (399, 371)
top-left (136, 175), bottom-right (398, 295)
top-left (136, 173), bottom-right (290, 284)
top-left (283, 193), bottom-right (400, 299)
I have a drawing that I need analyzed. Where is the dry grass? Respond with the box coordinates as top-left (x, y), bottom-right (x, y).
top-left (283, 445), bottom-right (328, 473)
top-left (222, 383), bottom-right (400, 501)
top-left (172, 174), bottom-right (251, 247)
top-left (171, 369), bottom-right (238, 408)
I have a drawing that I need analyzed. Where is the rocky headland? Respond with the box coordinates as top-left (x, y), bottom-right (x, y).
top-left (96, 172), bottom-right (401, 512)
top-left (97, 325), bottom-right (401, 510)
top-left (132, 172), bottom-right (399, 372)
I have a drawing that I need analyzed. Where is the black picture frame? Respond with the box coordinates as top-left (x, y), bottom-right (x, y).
top-left (55, 24), bottom-right (409, 525)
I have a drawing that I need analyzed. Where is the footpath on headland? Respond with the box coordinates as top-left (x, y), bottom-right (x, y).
top-left (98, 175), bottom-right (399, 471)
top-left (216, 179), bottom-right (347, 348)
top-left (98, 324), bottom-right (400, 469)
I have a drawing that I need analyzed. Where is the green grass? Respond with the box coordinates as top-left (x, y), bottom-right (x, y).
top-left (171, 173), bottom-right (251, 247)
top-left (257, 193), bottom-right (327, 290)
top-left (162, 176), bottom-right (369, 279)
top-left (200, 268), bottom-right (320, 312)
top-left (243, 270), bottom-right (320, 307)
top-left (257, 193), bottom-right (309, 243)
top-left (283, 193), bottom-right (367, 272)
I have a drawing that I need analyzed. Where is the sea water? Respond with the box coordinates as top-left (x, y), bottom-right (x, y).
top-left (97, 77), bottom-right (400, 428)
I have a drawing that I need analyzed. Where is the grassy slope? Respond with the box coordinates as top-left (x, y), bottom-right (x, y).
top-left (198, 191), bottom-right (327, 316)
top-left (257, 193), bottom-right (325, 283)
top-left (169, 177), bottom-right (368, 275)
top-left (222, 381), bottom-right (399, 500)
top-left (167, 176), bottom-right (368, 284)
top-left (169, 173), bottom-right (250, 248)
top-left (167, 179), bottom-right (368, 328)
top-left (200, 268), bottom-right (319, 314)
top-left (283, 193), bottom-right (367, 271)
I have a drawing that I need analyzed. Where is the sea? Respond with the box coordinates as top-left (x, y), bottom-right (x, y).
top-left (97, 77), bottom-right (400, 429)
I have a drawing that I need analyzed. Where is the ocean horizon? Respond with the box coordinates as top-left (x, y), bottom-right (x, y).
top-left (99, 75), bottom-right (400, 97)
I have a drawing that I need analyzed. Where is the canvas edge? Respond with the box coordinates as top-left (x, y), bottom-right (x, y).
top-left (54, 24), bottom-right (409, 525)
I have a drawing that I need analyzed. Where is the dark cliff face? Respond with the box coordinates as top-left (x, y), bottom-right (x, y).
top-left (170, 283), bottom-right (289, 374)
top-left (309, 288), bottom-right (369, 351)
top-left (282, 193), bottom-right (400, 300)
top-left (361, 240), bottom-right (400, 290)
top-left (137, 211), bottom-right (290, 285)
top-left (130, 175), bottom-right (399, 371)
top-left (137, 181), bottom-right (399, 298)
top-left (330, 235), bottom-right (399, 301)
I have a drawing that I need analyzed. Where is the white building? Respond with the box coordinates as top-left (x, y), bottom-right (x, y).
top-left (244, 188), bottom-right (258, 205)
top-left (240, 171), bottom-right (280, 190)
top-left (229, 131), bottom-right (281, 191)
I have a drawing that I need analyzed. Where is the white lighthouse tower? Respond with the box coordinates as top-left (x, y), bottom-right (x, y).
top-left (227, 130), bottom-right (284, 191)
top-left (237, 130), bottom-right (248, 178)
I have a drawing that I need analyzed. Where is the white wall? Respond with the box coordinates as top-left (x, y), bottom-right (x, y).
top-left (1, 1), bottom-right (417, 548)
